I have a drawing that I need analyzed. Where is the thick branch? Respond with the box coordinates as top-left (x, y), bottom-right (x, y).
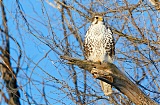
top-left (149, 0), bottom-right (160, 12)
top-left (0, 0), bottom-right (20, 105)
top-left (61, 56), bottom-right (158, 105)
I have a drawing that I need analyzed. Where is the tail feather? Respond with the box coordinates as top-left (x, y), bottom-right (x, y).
top-left (100, 81), bottom-right (112, 96)
top-left (101, 55), bottom-right (113, 96)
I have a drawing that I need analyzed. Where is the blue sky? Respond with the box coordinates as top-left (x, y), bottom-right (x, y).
top-left (0, 0), bottom-right (159, 104)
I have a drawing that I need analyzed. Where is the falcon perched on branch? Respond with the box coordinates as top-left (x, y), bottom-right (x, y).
top-left (84, 14), bottom-right (115, 96)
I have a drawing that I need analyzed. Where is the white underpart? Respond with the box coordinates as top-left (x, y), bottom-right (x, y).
top-left (85, 21), bottom-right (113, 63)
top-left (85, 18), bottom-right (114, 96)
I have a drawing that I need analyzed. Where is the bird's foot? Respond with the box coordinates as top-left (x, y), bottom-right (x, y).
top-left (91, 68), bottom-right (99, 78)
top-left (91, 68), bottom-right (113, 83)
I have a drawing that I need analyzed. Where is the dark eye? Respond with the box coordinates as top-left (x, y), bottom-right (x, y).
top-left (95, 17), bottom-right (98, 19)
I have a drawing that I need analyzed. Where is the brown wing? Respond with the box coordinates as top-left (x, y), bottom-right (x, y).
top-left (109, 37), bottom-right (115, 58)
top-left (104, 28), bottom-right (115, 59)
top-left (83, 37), bottom-right (93, 60)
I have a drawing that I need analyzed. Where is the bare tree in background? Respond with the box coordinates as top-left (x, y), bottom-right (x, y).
top-left (0, 0), bottom-right (159, 105)
top-left (0, 0), bottom-right (20, 104)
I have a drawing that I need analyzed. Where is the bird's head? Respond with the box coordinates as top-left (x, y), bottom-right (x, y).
top-left (91, 15), bottom-right (104, 24)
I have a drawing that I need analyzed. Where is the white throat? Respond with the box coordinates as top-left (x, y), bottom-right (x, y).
top-left (92, 21), bottom-right (103, 25)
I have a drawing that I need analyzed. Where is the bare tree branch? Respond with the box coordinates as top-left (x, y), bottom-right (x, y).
top-left (61, 56), bottom-right (158, 105)
top-left (148, 0), bottom-right (160, 11)
top-left (0, 0), bottom-right (20, 104)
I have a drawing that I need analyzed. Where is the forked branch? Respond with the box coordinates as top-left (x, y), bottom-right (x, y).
top-left (61, 56), bottom-right (158, 105)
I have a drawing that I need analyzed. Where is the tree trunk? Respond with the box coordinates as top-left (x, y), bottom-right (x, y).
top-left (0, 0), bottom-right (21, 104)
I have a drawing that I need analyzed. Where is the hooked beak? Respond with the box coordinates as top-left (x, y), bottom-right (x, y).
top-left (98, 17), bottom-right (103, 21)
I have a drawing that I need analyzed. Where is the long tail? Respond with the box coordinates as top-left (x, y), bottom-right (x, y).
top-left (100, 81), bottom-right (112, 96)
top-left (99, 55), bottom-right (113, 96)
